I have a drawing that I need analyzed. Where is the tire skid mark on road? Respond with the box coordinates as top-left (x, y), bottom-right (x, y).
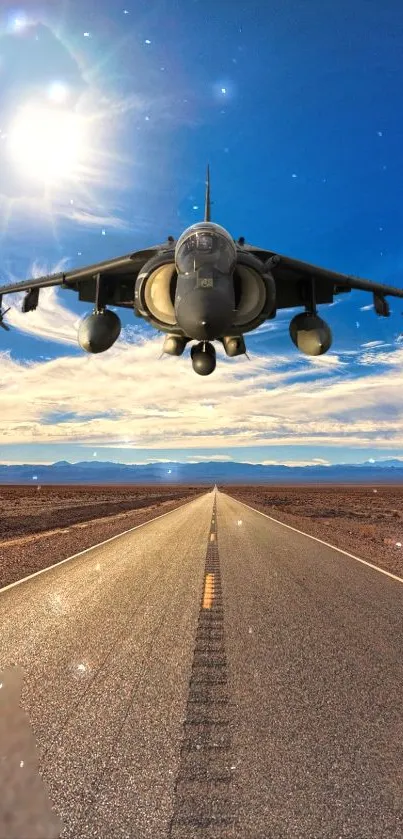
top-left (169, 494), bottom-right (236, 838)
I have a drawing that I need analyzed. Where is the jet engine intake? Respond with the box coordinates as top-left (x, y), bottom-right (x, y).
top-left (134, 252), bottom-right (177, 330)
top-left (78, 310), bottom-right (121, 353)
top-left (232, 252), bottom-right (276, 332)
top-left (289, 312), bottom-right (332, 355)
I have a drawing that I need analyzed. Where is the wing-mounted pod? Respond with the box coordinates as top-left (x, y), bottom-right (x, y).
top-left (78, 309), bottom-right (121, 353)
top-left (289, 312), bottom-right (332, 355)
top-left (373, 291), bottom-right (390, 317)
top-left (22, 288), bottom-right (40, 312)
top-left (0, 286), bottom-right (40, 332)
top-left (231, 252), bottom-right (277, 334)
top-left (289, 275), bottom-right (332, 355)
top-left (78, 273), bottom-right (121, 353)
top-left (134, 251), bottom-right (180, 334)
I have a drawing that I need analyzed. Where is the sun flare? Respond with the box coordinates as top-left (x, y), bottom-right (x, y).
top-left (7, 102), bottom-right (87, 183)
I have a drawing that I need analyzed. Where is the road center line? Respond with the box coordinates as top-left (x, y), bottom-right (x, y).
top-left (202, 573), bottom-right (215, 609)
top-left (169, 495), bottom-right (236, 835)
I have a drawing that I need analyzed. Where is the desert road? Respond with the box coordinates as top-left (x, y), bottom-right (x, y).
top-left (1, 489), bottom-right (403, 838)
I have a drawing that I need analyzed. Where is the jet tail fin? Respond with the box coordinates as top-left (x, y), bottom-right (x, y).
top-left (204, 164), bottom-right (211, 222)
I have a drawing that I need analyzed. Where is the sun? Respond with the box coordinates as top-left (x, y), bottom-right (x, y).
top-left (6, 101), bottom-right (87, 184)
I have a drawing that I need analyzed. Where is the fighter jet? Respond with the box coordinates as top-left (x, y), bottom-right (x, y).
top-left (1, 167), bottom-right (403, 375)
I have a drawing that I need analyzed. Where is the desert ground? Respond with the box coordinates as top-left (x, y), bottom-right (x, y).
top-left (224, 484), bottom-right (403, 578)
top-left (0, 485), bottom-right (201, 588)
top-left (1, 484), bottom-right (403, 588)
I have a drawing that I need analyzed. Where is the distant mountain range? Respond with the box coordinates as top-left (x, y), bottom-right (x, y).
top-left (0, 459), bottom-right (403, 484)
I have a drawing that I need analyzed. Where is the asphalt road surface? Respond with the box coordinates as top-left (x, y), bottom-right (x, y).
top-left (0, 489), bottom-right (402, 838)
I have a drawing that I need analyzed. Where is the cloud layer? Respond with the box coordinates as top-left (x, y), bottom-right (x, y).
top-left (1, 287), bottom-right (403, 452)
top-left (6, 284), bottom-right (80, 345)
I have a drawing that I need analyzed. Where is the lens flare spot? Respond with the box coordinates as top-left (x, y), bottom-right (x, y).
top-left (73, 660), bottom-right (91, 678)
top-left (7, 11), bottom-right (29, 33)
top-left (48, 81), bottom-right (70, 104)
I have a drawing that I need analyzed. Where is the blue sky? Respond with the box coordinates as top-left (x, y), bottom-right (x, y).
top-left (1, 0), bottom-right (403, 466)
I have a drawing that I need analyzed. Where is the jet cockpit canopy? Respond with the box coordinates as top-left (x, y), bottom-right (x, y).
top-left (175, 222), bottom-right (237, 275)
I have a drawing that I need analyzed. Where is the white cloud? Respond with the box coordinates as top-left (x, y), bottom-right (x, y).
top-left (185, 455), bottom-right (234, 462)
top-left (52, 204), bottom-right (132, 231)
top-left (103, 89), bottom-right (203, 128)
top-left (0, 459), bottom-right (54, 465)
top-left (358, 348), bottom-right (401, 366)
top-left (261, 458), bottom-right (330, 467)
top-left (304, 352), bottom-right (347, 369)
top-left (361, 340), bottom-right (387, 349)
top-left (252, 322), bottom-right (279, 335)
top-left (1, 289), bottom-right (403, 451)
top-left (0, 191), bottom-right (131, 235)
top-left (360, 303), bottom-right (374, 311)
top-left (123, 458), bottom-right (181, 464)
top-left (5, 272), bottom-right (80, 345)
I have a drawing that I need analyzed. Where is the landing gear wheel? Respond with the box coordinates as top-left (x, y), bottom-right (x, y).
top-left (191, 341), bottom-right (216, 375)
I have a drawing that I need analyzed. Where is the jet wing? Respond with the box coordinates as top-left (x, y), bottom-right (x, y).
top-left (0, 244), bottom-right (166, 313)
top-left (246, 245), bottom-right (403, 315)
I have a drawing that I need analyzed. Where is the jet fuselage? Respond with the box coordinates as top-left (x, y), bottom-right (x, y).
top-left (174, 222), bottom-right (237, 340)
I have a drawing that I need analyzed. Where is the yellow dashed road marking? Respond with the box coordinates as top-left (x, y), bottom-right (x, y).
top-left (202, 573), bottom-right (215, 609)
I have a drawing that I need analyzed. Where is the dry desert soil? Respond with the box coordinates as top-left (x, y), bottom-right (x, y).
top-left (0, 485), bottom-right (201, 588)
top-left (0, 484), bottom-right (403, 588)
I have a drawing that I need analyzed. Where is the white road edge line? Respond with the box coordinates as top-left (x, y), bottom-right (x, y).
top-left (224, 492), bottom-right (403, 584)
top-left (0, 495), bottom-right (204, 595)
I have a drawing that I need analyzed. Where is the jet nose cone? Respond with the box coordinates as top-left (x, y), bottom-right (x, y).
top-left (196, 319), bottom-right (216, 340)
top-left (176, 288), bottom-right (233, 340)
